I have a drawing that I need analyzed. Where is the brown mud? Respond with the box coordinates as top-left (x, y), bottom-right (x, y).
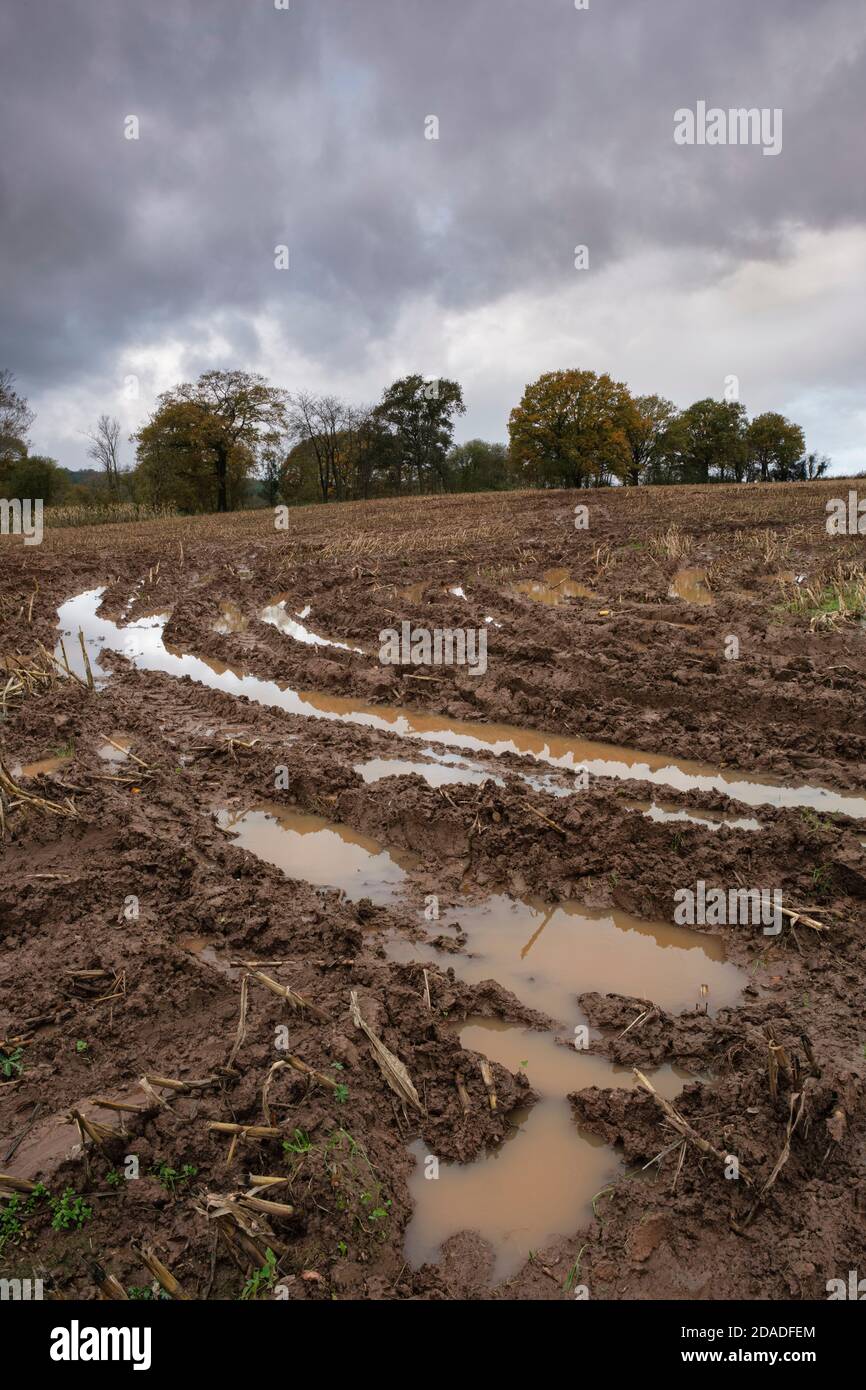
top-left (1, 481), bottom-right (865, 1301)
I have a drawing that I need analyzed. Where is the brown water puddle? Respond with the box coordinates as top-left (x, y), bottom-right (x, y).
top-left (215, 802), bottom-right (416, 903)
top-left (509, 568), bottom-right (595, 606)
top-left (404, 1019), bottom-right (695, 1281)
top-left (179, 935), bottom-right (240, 979)
top-left (97, 732), bottom-right (133, 763)
top-left (399, 582), bottom-right (427, 605)
top-left (668, 568), bottom-right (713, 605)
top-left (56, 588), bottom-right (866, 818)
top-left (625, 800), bottom-right (762, 833)
top-left (214, 600), bottom-right (248, 635)
top-left (12, 754), bottom-right (71, 779)
top-left (387, 893), bottom-right (743, 1024)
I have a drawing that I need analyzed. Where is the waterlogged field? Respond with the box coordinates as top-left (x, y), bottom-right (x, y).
top-left (1, 480), bottom-right (865, 1302)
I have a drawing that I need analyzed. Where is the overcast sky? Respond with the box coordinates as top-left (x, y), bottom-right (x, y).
top-left (1, 0), bottom-right (864, 474)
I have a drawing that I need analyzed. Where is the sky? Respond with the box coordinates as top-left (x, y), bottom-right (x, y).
top-left (1, 0), bottom-right (865, 474)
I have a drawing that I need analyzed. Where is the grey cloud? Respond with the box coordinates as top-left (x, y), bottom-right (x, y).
top-left (1, 0), bottom-right (863, 465)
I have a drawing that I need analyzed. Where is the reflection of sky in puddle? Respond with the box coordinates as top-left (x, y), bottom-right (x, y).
top-left (261, 597), bottom-right (364, 653)
top-left (55, 588), bottom-right (866, 818)
top-left (626, 800), bottom-right (761, 833)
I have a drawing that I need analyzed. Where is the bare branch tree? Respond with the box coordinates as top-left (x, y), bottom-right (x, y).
top-left (86, 414), bottom-right (122, 491)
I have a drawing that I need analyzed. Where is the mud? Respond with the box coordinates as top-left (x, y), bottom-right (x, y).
top-left (2, 481), bottom-right (865, 1303)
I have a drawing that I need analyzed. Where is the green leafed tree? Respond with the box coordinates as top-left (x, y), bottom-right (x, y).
top-left (745, 412), bottom-right (806, 482)
top-left (134, 370), bottom-right (286, 512)
top-left (373, 375), bottom-right (466, 494)
top-left (671, 398), bottom-right (748, 484)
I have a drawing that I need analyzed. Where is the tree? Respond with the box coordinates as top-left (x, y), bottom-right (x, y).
top-left (0, 369), bottom-right (34, 467)
top-left (347, 408), bottom-right (398, 499)
top-left (373, 375), bottom-right (466, 494)
top-left (148, 370), bottom-right (287, 512)
top-left (624, 394), bottom-right (679, 485)
top-left (792, 450), bottom-right (830, 481)
top-left (86, 414), bottom-right (122, 492)
top-left (672, 398), bottom-right (748, 484)
top-left (286, 392), bottom-right (356, 503)
top-left (508, 369), bottom-right (633, 488)
top-left (134, 396), bottom-right (256, 512)
top-left (746, 412), bottom-right (806, 482)
top-left (4, 454), bottom-right (68, 504)
top-left (447, 439), bottom-right (510, 492)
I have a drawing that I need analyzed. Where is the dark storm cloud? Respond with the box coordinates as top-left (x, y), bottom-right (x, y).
top-left (0, 0), bottom-right (864, 444)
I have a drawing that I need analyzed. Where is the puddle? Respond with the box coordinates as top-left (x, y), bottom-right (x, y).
top-left (354, 756), bottom-right (501, 790)
top-left (215, 802), bottom-right (416, 903)
top-left (387, 893), bottom-right (743, 1025)
top-left (626, 800), bottom-right (761, 833)
top-left (668, 568), bottom-right (713, 606)
top-left (404, 1019), bottom-right (695, 1281)
top-left (398, 583), bottom-right (426, 605)
top-left (260, 597), bottom-right (364, 653)
top-left (214, 600), bottom-right (248, 635)
top-left (179, 935), bottom-right (240, 979)
top-left (11, 754), bottom-right (71, 779)
top-left (509, 568), bottom-right (595, 606)
top-left (56, 588), bottom-right (866, 819)
top-left (97, 733), bottom-right (133, 763)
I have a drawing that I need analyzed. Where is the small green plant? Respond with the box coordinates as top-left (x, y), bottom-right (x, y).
top-left (0, 1184), bottom-right (48, 1253)
top-left (334, 1083), bottom-right (350, 1104)
top-left (812, 864), bottom-right (833, 896)
top-left (127, 1284), bottom-right (170, 1301)
top-left (49, 1187), bottom-right (92, 1231)
top-left (75, 1039), bottom-right (89, 1055)
top-left (151, 1162), bottom-right (197, 1194)
top-left (241, 1247), bottom-right (278, 1301)
top-left (360, 1191), bottom-right (391, 1223)
top-left (0, 1046), bottom-right (24, 1079)
top-left (282, 1129), bottom-right (313, 1155)
top-left (564, 1244), bottom-right (588, 1292)
top-left (106, 1169), bottom-right (122, 1188)
top-left (336, 1240), bottom-right (348, 1257)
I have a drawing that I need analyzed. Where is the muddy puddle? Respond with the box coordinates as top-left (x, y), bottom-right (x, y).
top-left (626, 800), bottom-right (762, 833)
top-left (405, 1019), bottom-right (695, 1280)
top-left (11, 753), bottom-right (71, 779)
top-left (355, 754), bottom-right (503, 790)
top-left (214, 600), bottom-right (248, 635)
top-left (509, 568), bottom-right (595, 606)
top-left (179, 935), bottom-right (241, 979)
top-left (260, 597), bottom-right (364, 653)
top-left (56, 589), bottom-right (866, 818)
top-left (388, 893), bottom-right (743, 1024)
top-left (215, 802), bottom-right (416, 903)
top-left (668, 568), bottom-right (713, 605)
top-left (97, 732), bottom-right (133, 763)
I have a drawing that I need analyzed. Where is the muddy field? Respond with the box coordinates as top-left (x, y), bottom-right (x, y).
top-left (1, 480), bottom-right (865, 1302)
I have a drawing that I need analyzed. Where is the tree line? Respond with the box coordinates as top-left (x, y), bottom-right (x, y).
top-left (0, 365), bottom-right (830, 515)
